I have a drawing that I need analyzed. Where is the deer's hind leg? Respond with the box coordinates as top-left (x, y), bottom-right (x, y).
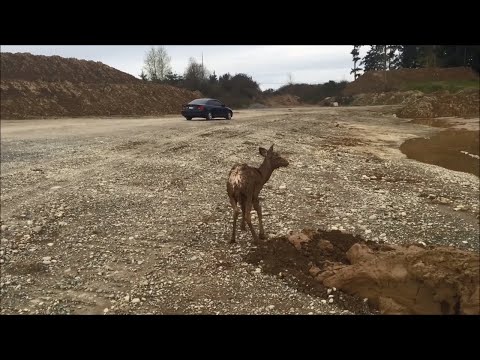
top-left (240, 201), bottom-right (246, 231)
top-left (253, 198), bottom-right (266, 240)
top-left (243, 198), bottom-right (259, 243)
top-left (229, 196), bottom-right (240, 244)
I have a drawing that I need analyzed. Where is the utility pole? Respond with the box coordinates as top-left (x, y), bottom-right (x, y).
top-left (384, 45), bottom-right (388, 91)
top-left (202, 52), bottom-right (204, 79)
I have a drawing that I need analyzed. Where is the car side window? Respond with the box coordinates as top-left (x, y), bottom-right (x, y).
top-left (214, 100), bottom-right (222, 107)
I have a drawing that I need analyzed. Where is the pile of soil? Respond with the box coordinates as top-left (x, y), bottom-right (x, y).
top-left (244, 229), bottom-right (373, 314)
top-left (396, 89), bottom-right (479, 118)
top-left (348, 88), bottom-right (478, 119)
top-left (0, 52), bottom-right (202, 119)
top-left (248, 103), bottom-right (268, 109)
top-left (343, 67), bottom-right (479, 96)
top-left (1, 52), bottom-right (139, 84)
top-left (260, 94), bottom-right (302, 107)
top-left (1, 80), bottom-right (202, 119)
top-left (246, 229), bottom-right (479, 315)
top-left (322, 242), bottom-right (479, 315)
top-left (351, 90), bottom-right (424, 106)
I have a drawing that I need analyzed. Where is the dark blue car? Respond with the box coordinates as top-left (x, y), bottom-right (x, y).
top-left (181, 98), bottom-right (233, 120)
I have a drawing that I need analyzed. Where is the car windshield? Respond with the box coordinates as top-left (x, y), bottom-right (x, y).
top-left (189, 99), bottom-right (209, 105)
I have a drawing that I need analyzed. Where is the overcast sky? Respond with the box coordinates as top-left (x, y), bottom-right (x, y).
top-left (1, 45), bottom-right (368, 90)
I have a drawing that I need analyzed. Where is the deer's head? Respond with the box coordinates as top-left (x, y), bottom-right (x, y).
top-left (259, 144), bottom-right (289, 169)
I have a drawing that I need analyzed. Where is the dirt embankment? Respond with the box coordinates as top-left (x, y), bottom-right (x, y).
top-left (351, 91), bottom-right (424, 106)
top-left (342, 67), bottom-right (479, 118)
top-left (249, 229), bottom-right (480, 315)
top-left (397, 89), bottom-right (479, 118)
top-left (259, 94), bottom-right (302, 107)
top-left (0, 52), bottom-right (201, 119)
top-left (1, 81), bottom-right (202, 119)
top-left (1, 52), bottom-right (140, 84)
top-left (349, 89), bottom-right (479, 119)
top-left (343, 67), bottom-right (479, 96)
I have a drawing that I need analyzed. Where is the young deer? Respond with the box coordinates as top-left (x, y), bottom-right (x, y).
top-left (226, 144), bottom-right (289, 243)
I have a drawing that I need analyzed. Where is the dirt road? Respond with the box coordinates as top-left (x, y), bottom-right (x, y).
top-left (1, 106), bottom-right (479, 314)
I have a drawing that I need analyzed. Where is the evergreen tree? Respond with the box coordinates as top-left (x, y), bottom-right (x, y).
top-left (350, 45), bottom-right (363, 79)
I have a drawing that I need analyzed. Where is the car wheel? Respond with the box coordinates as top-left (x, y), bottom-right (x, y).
top-left (225, 111), bottom-right (232, 120)
top-left (206, 112), bottom-right (213, 120)
top-left (186, 117), bottom-right (192, 121)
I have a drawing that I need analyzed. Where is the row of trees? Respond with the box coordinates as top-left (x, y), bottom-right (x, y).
top-left (140, 46), bottom-right (354, 106)
top-left (351, 45), bottom-right (480, 78)
top-left (273, 80), bottom-right (349, 104)
top-left (139, 46), bottom-right (263, 107)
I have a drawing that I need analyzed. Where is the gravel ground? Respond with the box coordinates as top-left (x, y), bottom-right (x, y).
top-left (1, 106), bottom-right (478, 315)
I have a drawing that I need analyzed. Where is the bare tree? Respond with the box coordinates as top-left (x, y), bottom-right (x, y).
top-left (184, 57), bottom-right (209, 87)
top-left (139, 70), bottom-right (148, 81)
top-left (287, 72), bottom-right (294, 85)
top-left (143, 46), bottom-right (172, 81)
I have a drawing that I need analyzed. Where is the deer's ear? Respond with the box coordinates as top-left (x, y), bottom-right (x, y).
top-left (259, 147), bottom-right (268, 157)
top-left (269, 144), bottom-right (274, 152)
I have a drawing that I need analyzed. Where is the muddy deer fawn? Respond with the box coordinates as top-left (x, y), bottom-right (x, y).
top-left (227, 144), bottom-right (289, 243)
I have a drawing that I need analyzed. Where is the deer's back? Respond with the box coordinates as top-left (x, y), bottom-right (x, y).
top-left (227, 164), bottom-right (262, 198)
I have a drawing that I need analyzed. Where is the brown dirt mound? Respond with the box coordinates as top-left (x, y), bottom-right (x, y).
top-left (351, 90), bottom-right (424, 106)
top-left (244, 229), bottom-right (376, 314)
top-left (1, 80), bottom-right (202, 119)
top-left (1, 52), bottom-right (139, 84)
top-left (245, 229), bottom-right (479, 315)
top-left (0, 52), bottom-right (202, 119)
top-left (261, 94), bottom-right (301, 107)
top-left (322, 243), bottom-right (479, 315)
top-left (343, 67), bottom-right (479, 96)
top-left (396, 89), bottom-right (479, 118)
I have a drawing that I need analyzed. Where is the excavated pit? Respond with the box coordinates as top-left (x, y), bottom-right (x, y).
top-left (245, 229), bottom-right (480, 315)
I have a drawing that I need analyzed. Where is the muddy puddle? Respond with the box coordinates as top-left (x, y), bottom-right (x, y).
top-left (400, 129), bottom-right (479, 177)
top-left (408, 118), bottom-right (466, 128)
